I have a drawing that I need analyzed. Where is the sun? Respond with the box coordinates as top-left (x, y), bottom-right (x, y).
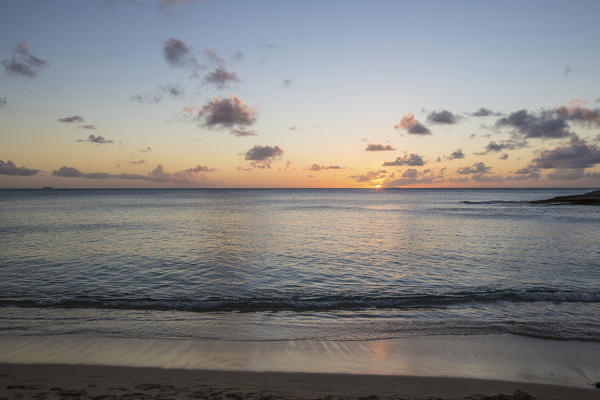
top-left (375, 184), bottom-right (382, 189)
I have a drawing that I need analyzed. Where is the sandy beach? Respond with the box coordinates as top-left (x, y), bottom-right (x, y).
top-left (1, 363), bottom-right (599, 400)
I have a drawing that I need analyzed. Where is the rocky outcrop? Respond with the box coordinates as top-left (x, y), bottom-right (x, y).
top-left (530, 190), bottom-right (600, 205)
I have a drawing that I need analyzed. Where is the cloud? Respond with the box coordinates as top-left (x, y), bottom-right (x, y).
top-left (245, 145), bottom-right (283, 162)
top-left (158, 0), bottom-right (201, 13)
top-left (2, 42), bottom-right (48, 78)
top-left (529, 135), bottom-right (600, 169)
top-left (78, 125), bottom-right (97, 130)
top-left (499, 153), bottom-right (509, 160)
top-left (196, 96), bottom-right (258, 128)
top-left (447, 148), bottom-right (465, 160)
top-left (426, 110), bottom-right (461, 125)
top-left (506, 167), bottom-right (540, 181)
top-left (496, 109), bottom-right (571, 139)
top-left (0, 98), bottom-right (6, 106)
top-left (233, 51), bottom-right (244, 61)
top-left (230, 128), bottom-right (257, 137)
top-left (160, 84), bottom-right (185, 97)
top-left (204, 66), bottom-right (240, 89)
top-left (309, 164), bottom-right (342, 171)
top-left (383, 153), bottom-right (425, 167)
top-left (163, 38), bottom-right (191, 66)
top-left (383, 168), bottom-right (436, 187)
top-left (138, 146), bottom-right (152, 153)
top-left (130, 94), bottom-right (162, 104)
top-left (0, 160), bottom-right (41, 176)
top-left (563, 65), bottom-right (572, 77)
top-left (471, 174), bottom-right (503, 182)
top-left (79, 134), bottom-right (113, 144)
top-left (555, 101), bottom-right (600, 126)
top-left (470, 108), bottom-right (502, 117)
top-left (204, 48), bottom-right (224, 64)
top-left (457, 162), bottom-right (492, 174)
top-left (477, 139), bottom-right (528, 154)
top-left (546, 168), bottom-right (585, 180)
top-left (394, 114), bottom-right (431, 135)
top-left (53, 163), bottom-right (217, 185)
top-left (350, 169), bottom-right (387, 183)
top-left (58, 115), bottom-right (85, 123)
top-left (365, 143), bottom-right (395, 151)
top-left (281, 79), bottom-right (293, 88)
top-left (130, 160), bottom-right (145, 165)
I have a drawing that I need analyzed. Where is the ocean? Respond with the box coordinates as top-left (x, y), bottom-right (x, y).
top-left (1, 188), bottom-right (599, 343)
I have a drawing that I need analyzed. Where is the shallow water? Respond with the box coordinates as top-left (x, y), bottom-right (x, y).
top-left (1, 188), bottom-right (599, 341)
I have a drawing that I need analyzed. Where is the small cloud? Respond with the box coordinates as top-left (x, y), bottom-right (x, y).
top-left (58, 115), bottom-right (85, 123)
top-left (499, 153), bottom-right (509, 160)
top-left (204, 66), bottom-right (240, 89)
top-left (469, 133), bottom-right (476, 139)
top-left (546, 168), bottom-right (584, 180)
top-left (158, 0), bottom-right (201, 14)
top-left (447, 148), bottom-right (465, 160)
top-left (2, 42), bottom-right (48, 78)
top-left (196, 96), bottom-right (258, 129)
top-left (83, 134), bottom-right (114, 144)
top-left (289, 126), bottom-right (296, 131)
top-left (78, 125), bottom-right (97, 130)
top-left (350, 169), bottom-right (387, 183)
top-left (365, 143), bottom-right (395, 151)
top-left (281, 78), bottom-right (293, 88)
top-left (160, 84), bottom-right (184, 97)
top-left (394, 113), bottom-right (431, 135)
top-left (426, 110), bottom-right (461, 125)
top-left (230, 128), bottom-right (257, 137)
top-left (130, 93), bottom-right (162, 103)
top-left (0, 98), bottom-right (6, 106)
top-left (457, 162), bottom-right (492, 175)
top-left (138, 146), bottom-right (152, 153)
top-left (309, 164), bottom-right (342, 171)
top-left (470, 108), bottom-right (502, 117)
top-left (563, 65), bottom-right (572, 77)
top-left (130, 160), bottom-right (145, 165)
top-left (233, 51), bottom-right (244, 61)
top-left (383, 153), bottom-right (425, 167)
top-left (204, 48), bottom-right (224, 64)
top-left (163, 38), bottom-right (191, 67)
top-left (0, 160), bottom-right (41, 176)
top-left (471, 174), bottom-right (503, 182)
top-left (245, 145), bottom-right (283, 162)
top-left (476, 139), bottom-right (528, 154)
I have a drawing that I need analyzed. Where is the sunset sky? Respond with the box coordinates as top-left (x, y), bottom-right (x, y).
top-left (1, 0), bottom-right (600, 188)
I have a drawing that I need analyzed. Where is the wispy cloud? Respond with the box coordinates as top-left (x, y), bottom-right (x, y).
top-left (138, 146), bottom-right (152, 153)
top-left (309, 164), bottom-right (342, 171)
top-left (53, 163), bottom-right (218, 185)
top-left (365, 143), bottom-right (395, 151)
top-left (2, 42), bottom-right (47, 78)
top-left (281, 78), bottom-right (293, 88)
top-left (470, 108), bottom-right (503, 117)
top-left (204, 66), bottom-right (240, 89)
top-left (58, 115), bottom-right (85, 123)
top-left (78, 125), bottom-right (97, 130)
top-left (77, 134), bottom-right (114, 144)
top-left (350, 169), bottom-right (386, 183)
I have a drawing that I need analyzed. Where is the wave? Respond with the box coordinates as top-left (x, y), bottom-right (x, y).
top-left (460, 200), bottom-right (528, 205)
top-left (1, 288), bottom-right (598, 313)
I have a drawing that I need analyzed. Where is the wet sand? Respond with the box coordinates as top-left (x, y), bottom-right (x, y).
top-left (1, 363), bottom-right (599, 400)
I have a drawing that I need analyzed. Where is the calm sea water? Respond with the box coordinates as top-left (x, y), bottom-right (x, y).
top-left (1, 188), bottom-right (599, 342)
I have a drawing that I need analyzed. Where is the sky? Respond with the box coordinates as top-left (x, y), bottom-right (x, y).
top-left (1, 0), bottom-right (600, 188)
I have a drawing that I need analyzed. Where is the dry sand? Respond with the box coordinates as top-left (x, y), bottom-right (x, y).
top-left (1, 363), bottom-right (598, 400)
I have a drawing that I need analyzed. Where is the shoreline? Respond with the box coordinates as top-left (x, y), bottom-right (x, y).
top-left (1, 363), bottom-right (598, 400)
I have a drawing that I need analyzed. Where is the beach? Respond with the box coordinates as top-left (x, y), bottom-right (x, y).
top-left (2, 363), bottom-right (599, 400)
